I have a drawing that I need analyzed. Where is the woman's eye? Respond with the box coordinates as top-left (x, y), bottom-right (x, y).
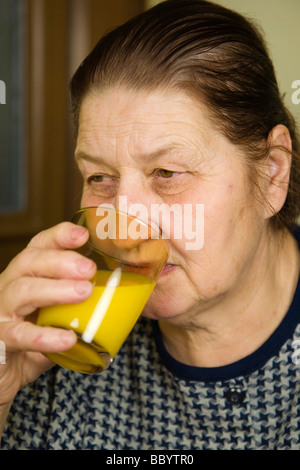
top-left (158, 169), bottom-right (174, 178)
top-left (87, 174), bottom-right (107, 183)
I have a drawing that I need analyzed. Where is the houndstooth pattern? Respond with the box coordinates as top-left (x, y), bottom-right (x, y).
top-left (2, 314), bottom-right (300, 450)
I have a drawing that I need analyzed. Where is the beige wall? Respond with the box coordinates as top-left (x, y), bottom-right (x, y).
top-left (145, 0), bottom-right (300, 130)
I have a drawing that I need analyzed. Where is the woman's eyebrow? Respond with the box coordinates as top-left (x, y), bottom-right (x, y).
top-left (75, 146), bottom-right (177, 163)
top-left (75, 151), bottom-right (105, 164)
top-left (75, 144), bottom-right (201, 166)
top-left (137, 145), bottom-right (178, 161)
top-left (136, 143), bottom-right (199, 162)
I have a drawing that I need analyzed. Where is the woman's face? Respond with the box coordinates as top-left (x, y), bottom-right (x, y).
top-left (76, 88), bottom-right (267, 323)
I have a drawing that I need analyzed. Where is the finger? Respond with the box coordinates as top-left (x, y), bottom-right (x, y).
top-left (1, 276), bottom-right (94, 319)
top-left (28, 221), bottom-right (89, 250)
top-left (3, 247), bottom-right (96, 285)
top-left (1, 320), bottom-right (77, 354)
top-left (20, 351), bottom-right (56, 384)
top-left (0, 222), bottom-right (91, 289)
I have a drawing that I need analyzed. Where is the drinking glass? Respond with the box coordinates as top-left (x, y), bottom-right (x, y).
top-left (37, 206), bottom-right (169, 374)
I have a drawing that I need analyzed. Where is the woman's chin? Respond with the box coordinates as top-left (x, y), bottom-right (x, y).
top-left (141, 293), bottom-right (192, 321)
top-left (141, 265), bottom-right (201, 321)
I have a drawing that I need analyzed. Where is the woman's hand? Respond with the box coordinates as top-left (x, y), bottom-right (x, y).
top-left (0, 222), bottom-right (96, 406)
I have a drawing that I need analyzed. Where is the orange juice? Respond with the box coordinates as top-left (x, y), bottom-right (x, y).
top-left (37, 270), bottom-right (155, 373)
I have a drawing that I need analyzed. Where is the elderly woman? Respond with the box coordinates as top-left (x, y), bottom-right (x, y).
top-left (1, 0), bottom-right (300, 450)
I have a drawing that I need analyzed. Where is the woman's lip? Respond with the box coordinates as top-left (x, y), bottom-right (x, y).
top-left (161, 263), bottom-right (176, 276)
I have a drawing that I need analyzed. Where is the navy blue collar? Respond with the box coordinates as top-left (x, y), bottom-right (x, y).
top-left (153, 228), bottom-right (300, 382)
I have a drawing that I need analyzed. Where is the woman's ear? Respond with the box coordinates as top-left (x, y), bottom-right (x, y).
top-left (263, 124), bottom-right (292, 219)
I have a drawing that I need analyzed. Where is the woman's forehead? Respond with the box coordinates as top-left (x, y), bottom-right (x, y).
top-left (77, 88), bottom-right (220, 153)
top-left (80, 88), bottom-right (199, 121)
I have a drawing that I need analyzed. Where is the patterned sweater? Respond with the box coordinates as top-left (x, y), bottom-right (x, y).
top-left (2, 234), bottom-right (300, 450)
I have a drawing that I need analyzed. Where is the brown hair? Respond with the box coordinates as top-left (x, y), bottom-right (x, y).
top-left (70, 0), bottom-right (300, 232)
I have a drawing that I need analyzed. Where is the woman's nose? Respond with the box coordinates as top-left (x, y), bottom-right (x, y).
top-left (114, 182), bottom-right (157, 226)
top-left (110, 185), bottom-right (161, 249)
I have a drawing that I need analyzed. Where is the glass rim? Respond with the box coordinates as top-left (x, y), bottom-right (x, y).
top-left (73, 205), bottom-right (164, 238)
top-left (72, 205), bottom-right (170, 259)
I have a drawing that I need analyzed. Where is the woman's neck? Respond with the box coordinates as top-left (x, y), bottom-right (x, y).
top-left (158, 228), bottom-right (300, 368)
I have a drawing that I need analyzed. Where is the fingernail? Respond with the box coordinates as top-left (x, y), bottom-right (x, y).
top-left (77, 259), bottom-right (94, 274)
top-left (60, 330), bottom-right (77, 347)
top-left (75, 280), bottom-right (93, 295)
top-left (71, 226), bottom-right (87, 240)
